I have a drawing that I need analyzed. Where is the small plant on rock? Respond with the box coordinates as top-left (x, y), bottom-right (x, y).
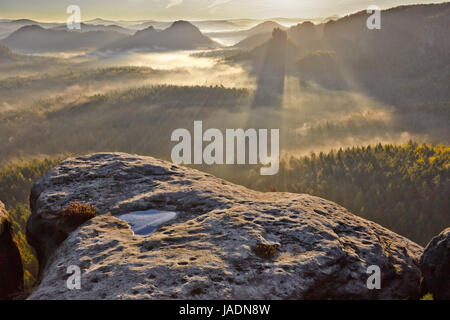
top-left (61, 202), bottom-right (97, 226)
top-left (253, 243), bottom-right (277, 260)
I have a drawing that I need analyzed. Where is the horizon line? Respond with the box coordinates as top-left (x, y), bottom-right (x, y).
top-left (1, 2), bottom-right (447, 24)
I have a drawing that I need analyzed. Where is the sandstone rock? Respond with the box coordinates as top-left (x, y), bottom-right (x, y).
top-left (27, 153), bottom-right (423, 300)
top-left (26, 200), bottom-right (96, 274)
top-left (0, 201), bottom-right (24, 299)
top-left (420, 228), bottom-right (450, 300)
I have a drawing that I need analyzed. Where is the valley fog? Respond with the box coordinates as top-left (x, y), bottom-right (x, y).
top-left (0, 45), bottom-right (444, 162)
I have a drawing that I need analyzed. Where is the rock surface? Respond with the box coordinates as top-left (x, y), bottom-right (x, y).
top-left (419, 228), bottom-right (450, 300)
top-left (27, 153), bottom-right (424, 300)
top-left (0, 201), bottom-right (24, 299)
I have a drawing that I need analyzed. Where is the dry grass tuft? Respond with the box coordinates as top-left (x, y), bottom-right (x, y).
top-left (253, 243), bottom-right (277, 260)
top-left (61, 202), bottom-right (97, 225)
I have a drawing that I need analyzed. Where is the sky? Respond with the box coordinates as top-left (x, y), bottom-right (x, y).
top-left (0, 0), bottom-right (448, 21)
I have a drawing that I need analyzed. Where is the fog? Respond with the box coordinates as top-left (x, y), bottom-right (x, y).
top-left (1, 46), bottom-right (443, 164)
top-left (1, 10), bottom-right (448, 164)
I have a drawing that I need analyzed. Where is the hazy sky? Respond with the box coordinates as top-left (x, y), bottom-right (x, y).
top-left (0, 0), bottom-right (448, 21)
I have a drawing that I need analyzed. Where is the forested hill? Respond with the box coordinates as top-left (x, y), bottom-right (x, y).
top-left (0, 143), bottom-right (448, 288)
top-left (0, 158), bottom-right (61, 291)
top-left (220, 142), bottom-right (449, 246)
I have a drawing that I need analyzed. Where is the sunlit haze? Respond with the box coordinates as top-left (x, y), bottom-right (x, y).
top-left (0, 0), bottom-right (448, 21)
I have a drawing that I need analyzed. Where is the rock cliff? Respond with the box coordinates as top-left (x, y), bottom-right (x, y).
top-left (0, 201), bottom-right (24, 299)
top-left (420, 228), bottom-right (450, 300)
top-left (27, 153), bottom-right (424, 299)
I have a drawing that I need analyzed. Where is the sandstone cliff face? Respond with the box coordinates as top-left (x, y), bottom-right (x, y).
top-left (0, 201), bottom-right (24, 299)
top-left (27, 153), bottom-right (424, 300)
top-left (420, 228), bottom-right (450, 300)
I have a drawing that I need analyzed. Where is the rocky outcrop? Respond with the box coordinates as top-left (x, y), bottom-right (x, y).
top-left (0, 201), bottom-right (24, 299)
top-left (26, 200), bottom-right (96, 274)
top-left (420, 228), bottom-right (450, 300)
top-left (27, 153), bottom-right (424, 300)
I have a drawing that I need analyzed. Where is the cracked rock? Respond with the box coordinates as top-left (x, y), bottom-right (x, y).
top-left (27, 153), bottom-right (423, 300)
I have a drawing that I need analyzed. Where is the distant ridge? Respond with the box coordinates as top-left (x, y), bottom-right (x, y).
top-left (0, 25), bottom-right (128, 52)
top-left (207, 20), bottom-right (287, 39)
top-left (245, 21), bottom-right (288, 36)
top-left (233, 32), bottom-right (271, 49)
top-left (50, 23), bottom-right (134, 35)
top-left (100, 20), bottom-right (220, 52)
